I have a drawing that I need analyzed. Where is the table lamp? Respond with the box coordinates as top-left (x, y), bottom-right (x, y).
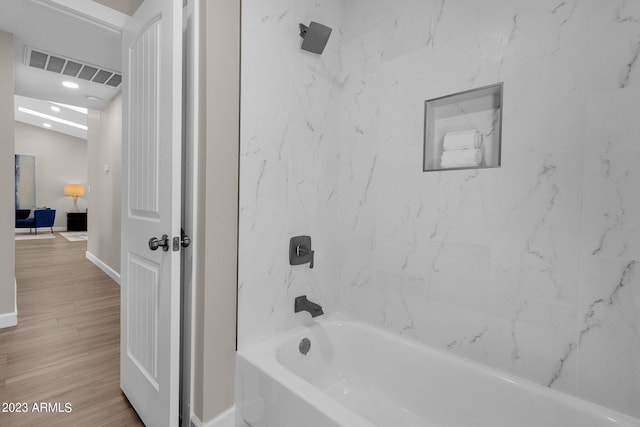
top-left (64, 183), bottom-right (85, 212)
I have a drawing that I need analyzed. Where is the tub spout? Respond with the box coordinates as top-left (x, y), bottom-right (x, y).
top-left (294, 295), bottom-right (324, 318)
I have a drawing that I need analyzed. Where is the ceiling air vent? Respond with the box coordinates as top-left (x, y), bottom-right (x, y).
top-left (24, 47), bottom-right (122, 88)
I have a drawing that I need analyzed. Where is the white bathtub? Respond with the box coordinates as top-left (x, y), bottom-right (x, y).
top-left (236, 315), bottom-right (640, 427)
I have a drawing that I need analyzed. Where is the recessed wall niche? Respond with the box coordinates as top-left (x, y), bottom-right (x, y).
top-left (423, 83), bottom-right (503, 172)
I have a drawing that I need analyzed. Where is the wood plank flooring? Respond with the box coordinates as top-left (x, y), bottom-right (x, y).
top-left (0, 234), bottom-right (143, 426)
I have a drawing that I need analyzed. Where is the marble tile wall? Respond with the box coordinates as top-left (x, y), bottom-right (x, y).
top-left (336, 0), bottom-right (640, 417)
top-left (238, 0), bottom-right (640, 417)
top-left (238, 0), bottom-right (345, 349)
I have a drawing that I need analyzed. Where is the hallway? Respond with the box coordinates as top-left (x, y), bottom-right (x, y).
top-left (0, 235), bottom-right (142, 426)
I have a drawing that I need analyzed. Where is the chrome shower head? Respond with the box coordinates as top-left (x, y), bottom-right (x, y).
top-left (299, 21), bottom-right (332, 54)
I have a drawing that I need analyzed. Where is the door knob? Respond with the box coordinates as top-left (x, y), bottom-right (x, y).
top-left (149, 234), bottom-right (170, 251)
top-left (181, 228), bottom-right (191, 248)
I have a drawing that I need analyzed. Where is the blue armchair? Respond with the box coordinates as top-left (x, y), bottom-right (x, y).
top-left (15, 209), bottom-right (56, 235)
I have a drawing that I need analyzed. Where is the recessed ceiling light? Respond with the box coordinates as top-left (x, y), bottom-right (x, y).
top-left (43, 123), bottom-right (52, 128)
top-left (51, 102), bottom-right (88, 115)
top-left (50, 106), bottom-right (60, 112)
top-left (86, 95), bottom-right (102, 102)
top-left (18, 107), bottom-right (87, 131)
top-left (62, 81), bottom-right (79, 89)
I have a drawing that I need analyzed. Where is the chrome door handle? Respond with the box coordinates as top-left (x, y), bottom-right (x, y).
top-left (149, 234), bottom-right (170, 251)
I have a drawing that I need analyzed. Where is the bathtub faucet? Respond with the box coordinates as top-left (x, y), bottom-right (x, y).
top-left (295, 295), bottom-right (324, 318)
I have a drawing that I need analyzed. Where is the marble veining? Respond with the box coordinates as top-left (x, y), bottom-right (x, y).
top-left (551, 1), bottom-right (578, 27)
top-left (382, 287), bottom-right (415, 334)
top-left (616, 1), bottom-right (640, 24)
top-left (498, 14), bottom-right (519, 72)
top-left (620, 41), bottom-right (640, 88)
top-left (351, 156), bottom-right (376, 231)
top-left (547, 342), bottom-right (575, 388)
top-left (426, 0), bottom-right (446, 48)
top-left (260, 11), bottom-right (288, 23)
top-left (585, 138), bottom-right (638, 259)
top-left (580, 260), bottom-right (636, 340)
top-left (524, 163), bottom-right (561, 297)
top-left (590, 171), bottom-right (629, 257)
top-left (239, 0), bottom-right (640, 418)
top-left (447, 326), bottom-right (488, 351)
top-left (588, 0), bottom-right (640, 91)
top-left (574, 256), bottom-right (640, 415)
top-left (510, 302), bottom-right (526, 363)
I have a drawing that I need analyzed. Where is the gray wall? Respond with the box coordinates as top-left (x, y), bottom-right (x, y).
top-left (14, 122), bottom-right (88, 229)
top-left (191, 0), bottom-right (240, 423)
top-left (87, 93), bottom-right (122, 274)
top-left (0, 30), bottom-right (15, 322)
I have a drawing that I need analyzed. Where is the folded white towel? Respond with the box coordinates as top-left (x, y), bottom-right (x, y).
top-left (440, 148), bottom-right (483, 168)
top-left (443, 130), bottom-right (482, 150)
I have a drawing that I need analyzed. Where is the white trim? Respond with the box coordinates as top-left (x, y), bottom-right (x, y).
top-left (85, 251), bottom-right (121, 285)
top-left (15, 226), bottom-right (67, 233)
top-left (187, 0), bottom-right (201, 421)
top-left (191, 406), bottom-right (235, 427)
top-left (0, 312), bottom-right (17, 329)
top-left (0, 278), bottom-right (18, 328)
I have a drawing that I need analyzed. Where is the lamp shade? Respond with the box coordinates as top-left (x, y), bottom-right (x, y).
top-left (64, 183), bottom-right (85, 197)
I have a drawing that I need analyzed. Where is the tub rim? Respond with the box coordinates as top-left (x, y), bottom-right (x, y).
top-left (237, 313), bottom-right (640, 427)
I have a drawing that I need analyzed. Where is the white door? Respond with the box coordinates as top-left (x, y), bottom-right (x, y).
top-left (120, 0), bottom-right (182, 426)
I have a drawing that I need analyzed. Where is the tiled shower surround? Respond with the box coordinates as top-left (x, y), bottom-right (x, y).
top-left (238, 0), bottom-right (640, 417)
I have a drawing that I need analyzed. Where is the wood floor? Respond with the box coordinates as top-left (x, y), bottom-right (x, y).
top-left (0, 234), bottom-right (143, 426)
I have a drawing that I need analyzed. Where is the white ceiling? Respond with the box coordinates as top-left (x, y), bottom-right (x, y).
top-left (15, 94), bottom-right (88, 140)
top-left (0, 0), bottom-right (140, 139)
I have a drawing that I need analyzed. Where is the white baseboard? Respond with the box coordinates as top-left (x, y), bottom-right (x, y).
top-left (0, 311), bottom-right (17, 328)
top-left (15, 226), bottom-right (66, 233)
top-left (0, 278), bottom-right (17, 328)
top-left (85, 251), bottom-right (121, 285)
top-left (191, 406), bottom-right (235, 427)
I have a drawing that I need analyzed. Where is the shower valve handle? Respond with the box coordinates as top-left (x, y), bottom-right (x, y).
top-left (296, 245), bottom-right (314, 269)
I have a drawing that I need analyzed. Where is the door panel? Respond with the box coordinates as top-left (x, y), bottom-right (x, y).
top-left (128, 18), bottom-right (160, 219)
top-left (121, 1), bottom-right (182, 426)
top-left (127, 254), bottom-right (160, 389)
